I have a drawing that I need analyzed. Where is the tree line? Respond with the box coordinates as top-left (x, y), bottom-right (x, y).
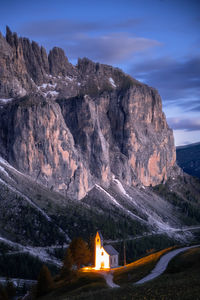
top-left (35, 236), bottom-right (92, 298)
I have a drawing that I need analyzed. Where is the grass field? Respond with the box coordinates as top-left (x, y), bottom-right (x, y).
top-left (113, 246), bottom-right (174, 285)
top-left (38, 270), bottom-right (107, 300)
top-left (67, 246), bottom-right (200, 300)
top-left (36, 245), bottom-right (200, 300)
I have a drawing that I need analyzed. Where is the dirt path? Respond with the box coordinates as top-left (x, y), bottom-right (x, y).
top-left (135, 244), bottom-right (200, 285)
top-left (100, 271), bottom-right (119, 288)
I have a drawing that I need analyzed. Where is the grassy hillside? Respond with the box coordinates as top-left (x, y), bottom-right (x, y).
top-left (36, 271), bottom-right (107, 300)
top-left (36, 246), bottom-right (200, 300)
top-left (153, 174), bottom-right (200, 226)
top-left (113, 247), bottom-right (175, 285)
top-left (36, 247), bottom-right (172, 300)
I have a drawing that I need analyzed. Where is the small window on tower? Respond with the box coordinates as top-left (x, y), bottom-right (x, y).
top-left (97, 239), bottom-right (99, 242)
top-left (101, 252), bottom-right (104, 256)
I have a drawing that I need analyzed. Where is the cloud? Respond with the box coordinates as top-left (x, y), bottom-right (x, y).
top-left (130, 55), bottom-right (200, 101)
top-left (164, 98), bottom-right (200, 113)
top-left (167, 117), bottom-right (200, 131)
top-left (17, 19), bottom-right (161, 64)
top-left (18, 18), bottom-right (141, 38)
top-left (18, 19), bottom-right (101, 38)
top-left (130, 55), bottom-right (200, 133)
top-left (178, 99), bottom-right (200, 112)
top-left (63, 33), bottom-right (161, 63)
top-left (189, 105), bottom-right (200, 112)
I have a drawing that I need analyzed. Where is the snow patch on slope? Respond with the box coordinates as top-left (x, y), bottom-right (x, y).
top-left (95, 184), bottom-right (147, 224)
top-left (0, 98), bottom-right (13, 103)
top-left (65, 76), bottom-right (74, 82)
top-left (36, 83), bottom-right (59, 98)
top-left (0, 177), bottom-right (51, 221)
top-left (0, 156), bottom-right (70, 241)
top-left (112, 178), bottom-right (189, 239)
top-left (113, 178), bottom-right (135, 202)
top-left (0, 156), bottom-right (26, 177)
top-left (0, 235), bottom-right (62, 267)
top-left (109, 77), bottom-right (117, 88)
top-left (43, 90), bottom-right (59, 97)
top-left (0, 176), bottom-right (70, 242)
top-left (0, 165), bottom-right (14, 182)
top-left (37, 83), bottom-right (57, 89)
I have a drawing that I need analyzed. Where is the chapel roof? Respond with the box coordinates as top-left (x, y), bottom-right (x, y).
top-left (104, 244), bottom-right (119, 256)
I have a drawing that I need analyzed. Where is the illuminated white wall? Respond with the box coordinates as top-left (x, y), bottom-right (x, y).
top-left (95, 232), bottom-right (110, 269)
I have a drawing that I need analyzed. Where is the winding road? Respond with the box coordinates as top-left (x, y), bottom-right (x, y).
top-left (100, 245), bottom-right (200, 288)
top-left (135, 245), bottom-right (200, 285)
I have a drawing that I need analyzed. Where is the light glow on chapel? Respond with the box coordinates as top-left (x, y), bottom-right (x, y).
top-left (94, 231), bottom-right (119, 270)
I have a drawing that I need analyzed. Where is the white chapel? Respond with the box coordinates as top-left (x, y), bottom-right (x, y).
top-left (94, 231), bottom-right (119, 269)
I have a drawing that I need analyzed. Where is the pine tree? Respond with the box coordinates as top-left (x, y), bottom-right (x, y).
top-left (60, 247), bottom-right (75, 279)
top-left (0, 283), bottom-right (8, 300)
top-left (36, 265), bottom-right (54, 298)
top-left (69, 237), bottom-right (91, 269)
top-left (88, 235), bottom-right (95, 266)
top-left (5, 279), bottom-right (16, 299)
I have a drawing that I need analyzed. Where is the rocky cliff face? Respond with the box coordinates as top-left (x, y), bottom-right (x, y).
top-left (0, 27), bottom-right (177, 199)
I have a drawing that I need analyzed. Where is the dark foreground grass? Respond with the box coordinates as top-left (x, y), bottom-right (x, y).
top-left (38, 246), bottom-right (200, 300)
top-left (39, 270), bottom-right (107, 300)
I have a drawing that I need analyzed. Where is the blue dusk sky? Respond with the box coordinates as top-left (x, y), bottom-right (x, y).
top-left (0, 0), bottom-right (199, 146)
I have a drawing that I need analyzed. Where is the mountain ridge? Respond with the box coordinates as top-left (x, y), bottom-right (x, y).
top-left (176, 142), bottom-right (200, 149)
top-left (0, 27), bottom-right (177, 200)
top-left (1, 26), bottom-right (200, 267)
top-left (0, 27), bottom-right (200, 297)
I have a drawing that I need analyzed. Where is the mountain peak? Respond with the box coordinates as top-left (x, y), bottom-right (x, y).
top-left (0, 27), bottom-right (177, 199)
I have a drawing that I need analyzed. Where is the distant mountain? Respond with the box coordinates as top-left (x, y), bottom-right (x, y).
top-left (176, 142), bottom-right (200, 179)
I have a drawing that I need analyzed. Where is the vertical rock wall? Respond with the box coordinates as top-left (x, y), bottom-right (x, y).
top-left (0, 28), bottom-right (177, 199)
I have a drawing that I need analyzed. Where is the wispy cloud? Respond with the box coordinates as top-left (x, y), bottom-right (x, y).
top-left (18, 19), bottom-right (101, 37)
top-left (18, 18), bottom-right (142, 38)
top-left (63, 33), bottom-right (161, 63)
top-left (164, 98), bottom-right (200, 112)
top-left (17, 19), bottom-right (160, 64)
top-left (130, 55), bottom-right (200, 101)
top-left (189, 104), bottom-right (200, 112)
top-left (168, 117), bottom-right (200, 131)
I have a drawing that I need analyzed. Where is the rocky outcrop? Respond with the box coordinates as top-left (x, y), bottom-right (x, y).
top-left (48, 47), bottom-right (76, 77)
top-left (0, 28), bottom-right (28, 98)
top-left (0, 28), bottom-right (177, 199)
